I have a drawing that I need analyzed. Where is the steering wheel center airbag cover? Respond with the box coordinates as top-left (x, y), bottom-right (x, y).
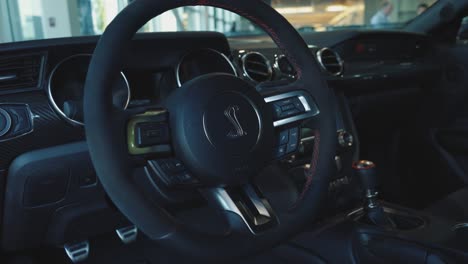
top-left (167, 73), bottom-right (273, 186)
top-left (203, 92), bottom-right (261, 151)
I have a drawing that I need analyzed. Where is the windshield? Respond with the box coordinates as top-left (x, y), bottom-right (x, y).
top-left (1, 0), bottom-right (437, 43)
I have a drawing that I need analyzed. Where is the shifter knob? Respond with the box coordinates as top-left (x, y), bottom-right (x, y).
top-left (352, 160), bottom-right (396, 229)
top-left (353, 160), bottom-right (380, 209)
top-left (352, 160), bottom-right (378, 191)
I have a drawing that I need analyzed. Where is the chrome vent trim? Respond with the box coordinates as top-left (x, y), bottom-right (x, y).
top-left (241, 52), bottom-right (272, 83)
top-left (316, 48), bottom-right (344, 76)
top-left (0, 54), bottom-right (44, 91)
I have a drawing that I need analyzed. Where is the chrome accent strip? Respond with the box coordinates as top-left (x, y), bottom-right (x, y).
top-left (301, 135), bottom-right (316, 143)
top-left (175, 48), bottom-right (238, 87)
top-left (0, 74), bottom-right (17, 82)
top-left (316, 47), bottom-right (344, 76)
top-left (244, 185), bottom-right (270, 218)
top-left (241, 51), bottom-right (273, 83)
top-left (273, 113), bottom-right (317, 127)
top-left (264, 90), bottom-right (320, 127)
top-left (207, 186), bottom-right (272, 234)
top-left (209, 188), bottom-right (254, 233)
top-left (298, 95), bottom-right (311, 112)
top-left (47, 54), bottom-right (131, 127)
top-left (452, 223), bottom-right (468, 231)
top-left (264, 90), bottom-right (308, 104)
top-left (347, 207), bottom-right (364, 218)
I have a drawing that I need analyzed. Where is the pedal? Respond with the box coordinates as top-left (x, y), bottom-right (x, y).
top-left (64, 241), bottom-right (90, 263)
top-left (116, 225), bottom-right (138, 244)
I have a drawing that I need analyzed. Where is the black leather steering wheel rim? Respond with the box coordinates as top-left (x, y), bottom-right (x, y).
top-left (84, 0), bottom-right (337, 260)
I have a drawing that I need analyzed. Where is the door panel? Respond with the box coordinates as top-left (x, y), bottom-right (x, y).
top-left (419, 42), bottom-right (468, 199)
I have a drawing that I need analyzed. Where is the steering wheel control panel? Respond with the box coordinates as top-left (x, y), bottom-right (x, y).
top-left (134, 122), bottom-right (169, 148)
top-left (0, 104), bottom-right (33, 141)
top-left (127, 110), bottom-right (171, 155)
top-left (271, 97), bottom-right (306, 120)
top-left (275, 127), bottom-right (299, 158)
top-left (264, 90), bottom-right (319, 128)
top-left (148, 159), bottom-right (199, 187)
top-left (263, 91), bottom-right (318, 160)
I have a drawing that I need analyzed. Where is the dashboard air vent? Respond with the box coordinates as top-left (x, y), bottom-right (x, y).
top-left (0, 54), bottom-right (44, 91)
top-left (241, 52), bottom-right (272, 83)
top-left (316, 48), bottom-right (343, 76)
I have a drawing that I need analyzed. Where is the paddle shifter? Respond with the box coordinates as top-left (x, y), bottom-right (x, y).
top-left (353, 160), bottom-right (396, 230)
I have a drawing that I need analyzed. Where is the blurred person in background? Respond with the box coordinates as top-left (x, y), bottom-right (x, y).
top-left (417, 3), bottom-right (429, 15)
top-left (371, 1), bottom-right (394, 26)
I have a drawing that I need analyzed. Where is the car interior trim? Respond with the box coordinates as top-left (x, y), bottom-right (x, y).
top-left (240, 51), bottom-right (273, 83)
top-left (47, 54), bottom-right (131, 126)
top-left (175, 48), bottom-right (238, 87)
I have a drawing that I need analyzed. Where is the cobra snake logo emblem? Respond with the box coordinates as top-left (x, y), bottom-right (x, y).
top-left (224, 105), bottom-right (247, 139)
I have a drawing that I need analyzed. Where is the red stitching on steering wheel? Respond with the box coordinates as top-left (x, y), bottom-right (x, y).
top-left (290, 129), bottom-right (320, 210)
top-left (193, 0), bottom-right (303, 79)
top-left (192, 0), bottom-right (314, 209)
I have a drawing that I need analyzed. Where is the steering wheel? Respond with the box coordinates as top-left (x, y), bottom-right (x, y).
top-left (84, 0), bottom-right (336, 260)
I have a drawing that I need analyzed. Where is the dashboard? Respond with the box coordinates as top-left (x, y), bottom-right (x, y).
top-left (0, 31), bottom-right (436, 131)
top-left (0, 30), bottom-right (439, 251)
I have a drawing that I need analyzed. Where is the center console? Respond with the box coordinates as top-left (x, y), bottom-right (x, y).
top-left (291, 156), bottom-right (468, 263)
top-left (349, 162), bottom-right (468, 263)
top-left (286, 91), bottom-right (468, 263)
top-left (351, 204), bottom-right (468, 263)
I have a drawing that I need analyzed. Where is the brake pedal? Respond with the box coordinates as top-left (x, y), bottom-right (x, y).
top-left (64, 240), bottom-right (90, 263)
top-left (116, 225), bottom-right (138, 244)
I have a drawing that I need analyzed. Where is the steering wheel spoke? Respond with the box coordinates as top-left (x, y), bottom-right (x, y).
top-left (129, 159), bottom-right (201, 210)
top-left (203, 184), bottom-right (277, 234)
top-left (123, 106), bottom-right (197, 203)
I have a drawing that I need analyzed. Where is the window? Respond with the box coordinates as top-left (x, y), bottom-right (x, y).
top-left (0, 0), bottom-right (438, 43)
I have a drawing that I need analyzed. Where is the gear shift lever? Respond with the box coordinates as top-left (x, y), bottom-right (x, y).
top-left (353, 160), bottom-right (379, 208)
top-left (353, 160), bottom-right (396, 230)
